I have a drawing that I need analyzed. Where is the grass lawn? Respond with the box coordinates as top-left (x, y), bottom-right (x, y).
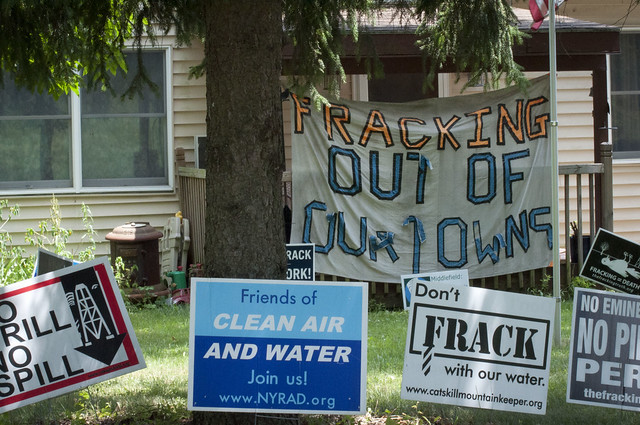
top-left (2, 299), bottom-right (639, 424)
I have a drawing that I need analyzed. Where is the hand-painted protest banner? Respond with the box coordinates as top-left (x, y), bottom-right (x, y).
top-left (567, 288), bottom-right (640, 410)
top-left (401, 285), bottom-right (554, 414)
top-left (290, 76), bottom-right (553, 283)
top-left (580, 229), bottom-right (640, 295)
top-left (188, 279), bottom-right (367, 414)
top-left (0, 258), bottom-right (145, 413)
top-left (286, 243), bottom-right (315, 281)
top-left (400, 269), bottom-right (469, 310)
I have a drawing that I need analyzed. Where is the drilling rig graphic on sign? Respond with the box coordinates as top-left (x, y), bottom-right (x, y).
top-left (60, 267), bottom-right (126, 365)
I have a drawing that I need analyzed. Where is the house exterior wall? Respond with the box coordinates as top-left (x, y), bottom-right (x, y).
top-left (2, 193), bottom-right (179, 256)
top-left (173, 39), bottom-right (207, 167)
top-left (3, 5), bottom-right (636, 266)
top-left (560, 0), bottom-right (640, 24)
top-left (558, 1), bottom-right (640, 243)
top-left (2, 36), bottom-right (209, 258)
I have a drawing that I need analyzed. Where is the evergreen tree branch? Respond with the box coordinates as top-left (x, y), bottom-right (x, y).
top-left (414, 0), bottom-right (529, 92)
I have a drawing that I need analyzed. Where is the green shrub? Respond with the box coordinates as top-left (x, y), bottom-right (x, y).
top-left (0, 200), bottom-right (33, 284)
top-left (564, 275), bottom-right (596, 299)
top-left (528, 273), bottom-right (597, 300)
top-left (0, 196), bottom-right (96, 286)
top-left (25, 195), bottom-right (96, 261)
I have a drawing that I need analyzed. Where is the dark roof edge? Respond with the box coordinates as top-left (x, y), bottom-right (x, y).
top-left (358, 7), bottom-right (620, 35)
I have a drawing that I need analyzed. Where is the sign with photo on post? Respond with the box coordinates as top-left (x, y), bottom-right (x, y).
top-left (580, 228), bottom-right (640, 295)
top-left (188, 278), bottom-right (367, 414)
top-left (401, 284), bottom-right (554, 414)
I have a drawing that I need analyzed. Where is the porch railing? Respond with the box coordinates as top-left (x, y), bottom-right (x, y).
top-left (177, 167), bottom-right (206, 265)
top-left (560, 142), bottom-right (613, 286)
top-left (178, 143), bottom-right (614, 300)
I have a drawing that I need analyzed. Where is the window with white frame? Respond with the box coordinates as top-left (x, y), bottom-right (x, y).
top-left (610, 32), bottom-right (640, 159)
top-left (0, 49), bottom-right (169, 191)
top-left (0, 76), bottom-right (72, 189)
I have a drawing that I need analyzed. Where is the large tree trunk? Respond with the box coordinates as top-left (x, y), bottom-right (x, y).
top-left (203, 0), bottom-right (286, 278)
top-left (195, 1), bottom-right (286, 424)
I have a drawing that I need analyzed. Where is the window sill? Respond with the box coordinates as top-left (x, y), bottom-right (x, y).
top-left (0, 185), bottom-right (175, 197)
top-left (613, 157), bottom-right (640, 165)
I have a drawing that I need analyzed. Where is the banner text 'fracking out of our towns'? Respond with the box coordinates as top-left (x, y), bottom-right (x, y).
top-left (290, 75), bottom-right (553, 282)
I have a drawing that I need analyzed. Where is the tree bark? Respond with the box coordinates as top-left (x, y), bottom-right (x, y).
top-left (195, 1), bottom-right (286, 424)
top-left (203, 0), bottom-right (286, 279)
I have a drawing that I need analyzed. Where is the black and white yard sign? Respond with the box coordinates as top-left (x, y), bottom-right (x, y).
top-left (286, 244), bottom-right (315, 281)
top-left (0, 258), bottom-right (145, 413)
top-left (567, 288), bottom-right (640, 411)
top-left (401, 285), bottom-right (554, 414)
top-left (580, 229), bottom-right (640, 295)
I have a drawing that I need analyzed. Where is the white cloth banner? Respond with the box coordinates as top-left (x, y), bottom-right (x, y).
top-left (291, 76), bottom-right (552, 282)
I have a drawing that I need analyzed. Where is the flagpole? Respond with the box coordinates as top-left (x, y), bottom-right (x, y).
top-left (549, 2), bottom-right (562, 345)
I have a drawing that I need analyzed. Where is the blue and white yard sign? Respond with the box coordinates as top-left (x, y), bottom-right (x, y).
top-left (188, 279), bottom-right (367, 414)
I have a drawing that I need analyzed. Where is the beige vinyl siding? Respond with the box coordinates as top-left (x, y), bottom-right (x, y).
top-left (560, 0), bottom-right (640, 25)
top-left (556, 72), bottom-right (597, 244)
top-left (2, 193), bottom-right (179, 257)
top-left (557, 72), bottom-right (596, 165)
top-left (173, 39), bottom-right (206, 167)
top-left (555, 1), bottom-right (640, 244)
top-left (613, 163), bottom-right (640, 242)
